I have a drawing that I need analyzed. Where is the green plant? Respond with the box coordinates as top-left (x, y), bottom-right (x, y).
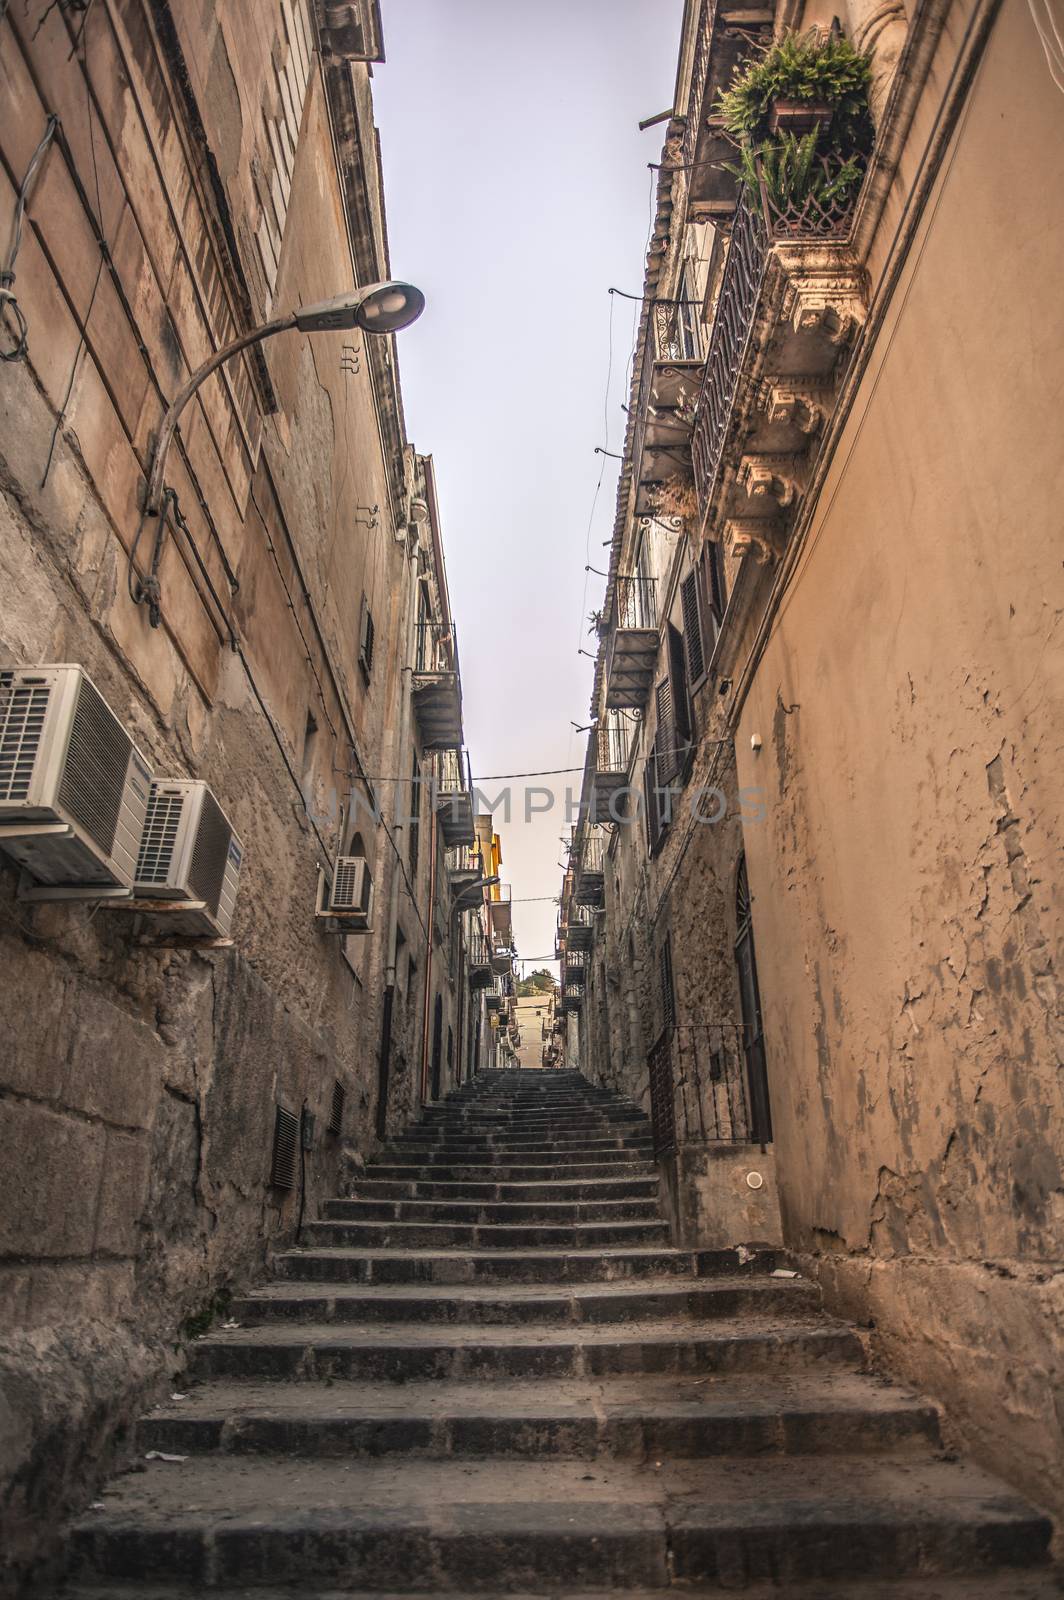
top-left (717, 30), bottom-right (873, 157)
top-left (727, 130), bottom-right (864, 212)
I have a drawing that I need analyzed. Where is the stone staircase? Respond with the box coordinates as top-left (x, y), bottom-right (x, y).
top-left (61, 1068), bottom-right (1058, 1597)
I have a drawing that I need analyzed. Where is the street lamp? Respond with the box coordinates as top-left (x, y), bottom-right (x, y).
top-left (144, 281), bottom-right (425, 516)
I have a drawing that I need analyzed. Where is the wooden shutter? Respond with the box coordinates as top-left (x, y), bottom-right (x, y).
top-left (667, 624), bottom-right (692, 745)
top-left (704, 539), bottom-right (726, 624)
top-left (643, 743), bottom-right (663, 855)
top-left (655, 680), bottom-right (679, 786)
top-left (680, 571), bottom-right (706, 685)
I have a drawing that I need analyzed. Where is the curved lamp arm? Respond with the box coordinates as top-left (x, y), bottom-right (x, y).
top-left (143, 280), bottom-right (425, 516)
top-left (145, 311), bottom-right (296, 515)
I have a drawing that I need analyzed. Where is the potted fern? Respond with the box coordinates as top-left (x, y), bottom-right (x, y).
top-left (717, 30), bottom-right (873, 219)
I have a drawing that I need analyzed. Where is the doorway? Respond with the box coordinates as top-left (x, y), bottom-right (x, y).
top-left (734, 855), bottom-right (772, 1144)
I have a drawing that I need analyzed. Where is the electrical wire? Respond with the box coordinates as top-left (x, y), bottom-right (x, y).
top-left (0, 114), bottom-right (58, 362)
top-left (42, 30), bottom-right (107, 486)
top-left (1027, 0), bottom-right (1064, 92)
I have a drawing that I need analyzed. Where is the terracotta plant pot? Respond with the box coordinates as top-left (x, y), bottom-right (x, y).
top-left (768, 97), bottom-right (834, 135)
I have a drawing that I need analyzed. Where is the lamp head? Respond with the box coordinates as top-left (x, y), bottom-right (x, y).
top-left (294, 281), bottom-right (426, 335)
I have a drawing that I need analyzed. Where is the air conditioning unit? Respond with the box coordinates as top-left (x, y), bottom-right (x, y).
top-left (134, 780), bottom-right (243, 938)
top-left (316, 852), bottom-right (373, 931)
top-left (0, 664), bottom-right (153, 896)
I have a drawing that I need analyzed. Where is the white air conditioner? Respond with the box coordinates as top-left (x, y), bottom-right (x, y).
top-left (0, 664), bottom-right (153, 896)
top-left (316, 852), bottom-right (373, 931)
top-left (134, 780), bottom-right (243, 938)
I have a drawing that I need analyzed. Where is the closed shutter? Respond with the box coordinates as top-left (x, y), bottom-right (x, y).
top-left (680, 572), bottom-right (706, 685)
top-left (643, 743), bottom-right (664, 855)
top-left (667, 623), bottom-right (692, 747)
top-left (705, 540), bottom-right (726, 624)
top-left (655, 680), bottom-right (680, 786)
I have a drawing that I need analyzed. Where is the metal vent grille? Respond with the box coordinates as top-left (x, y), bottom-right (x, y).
top-left (56, 674), bottom-right (129, 856)
top-left (328, 1078), bottom-right (345, 1136)
top-left (271, 1105), bottom-right (298, 1190)
top-left (188, 788), bottom-right (231, 917)
top-left (136, 786), bottom-right (185, 885)
top-left (0, 674), bottom-right (50, 803)
top-left (331, 856), bottom-right (368, 913)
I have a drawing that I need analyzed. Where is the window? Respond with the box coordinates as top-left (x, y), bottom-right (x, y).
top-left (660, 934), bottom-right (676, 1032)
top-left (680, 569), bottom-right (707, 686)
top-left (300, 710), bottom-right (318, 805)
top-left (677, 263), bottom-right (702, 361)
top-left (358, 596), bottom-right (375, 681)
top-left (415, 584), bottom-right (432, 672)
top-left (703, 540), bottom-right (726, 631)
top-left (643, 741), bottom-right (668, 856)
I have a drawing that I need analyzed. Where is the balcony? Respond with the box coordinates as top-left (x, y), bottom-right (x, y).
top-left (562, 980), bottom-right (585, 1014)
top-left (564, 950), bottom-right (587, 988)
top-left (564, 902), bottom-right (594, 954)
top-left (604, 576), bottom-right (659, 710)
top-left (574, 825), bottom-right (607, 908)
top-left (488, 885), bottom-right (513, 972)
top-left (434, 748), bottom-right (475, 848)
top-left (485, 980), bottom-right (503, 1014)
top-left (590, 710), bottom-right (639, 823)
top-left (631, 303), bottom-right (704, 519)
top-left (467, 922), bottom-right (493, 990)
top-left (411, 623), bottom-right (464, 751)
top-left (448, 843), bottom-right (483, 897)
top-left (680, 0), bottom-right (774, 225)
top-left (689, 183), bottom-right (867, 629)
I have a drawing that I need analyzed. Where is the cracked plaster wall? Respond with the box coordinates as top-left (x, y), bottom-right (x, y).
top-left (733, 6), bottom-right (1064, 1522)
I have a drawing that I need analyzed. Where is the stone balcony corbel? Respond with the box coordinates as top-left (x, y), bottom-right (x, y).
top-left (737, 454), bottom-right (804, 509)
top-left (723, 517), bottom-right (786, 566)
top-left (758, 381), bottom-right (834, 437)
top-left (775, 244), bottom-right (869, 350)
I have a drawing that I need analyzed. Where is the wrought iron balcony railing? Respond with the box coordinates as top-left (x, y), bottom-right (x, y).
top-left (614, 574), bottom-right (657, 632)
top-left (690, 168), bottom-right (864, 519)
top-left (597, 710), bottom-right (638, 777)
top-left (690, 196), bottom-right (768, 515)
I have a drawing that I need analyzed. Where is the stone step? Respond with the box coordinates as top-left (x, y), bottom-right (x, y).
top-left (301, 1218), bottom-right (671, 1250)
top-left (232, 1274), bottom-right (817, 1326)
top-left (187, 1315), bottom-right (861, 1382)
top-left (365, 1159), bottom-right (658, 1182)
top-left (350, 1177), bottom-right (660, 1202)
top-left (274, 1244), bottom-right (776, 1286)
top-left (62, 1577), bottom-right (1064, 1600)
top-left (321, 1197), bottom-right (661, 1225)
top-left (420, 1109), bottom-right (646, 1125)
top-left (387, 1134), bottom-right (654, 1154)
top-left (136, 1372), bottom-right (940, 1460)
top-left (67, 1456), bottom-right (1052, 1591)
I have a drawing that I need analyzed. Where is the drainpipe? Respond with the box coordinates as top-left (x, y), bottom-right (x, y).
top-left (376, 523), bottom-right (421, 1139)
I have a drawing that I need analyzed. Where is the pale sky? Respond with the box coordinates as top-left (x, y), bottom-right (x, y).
top-left (373, 0), bottom-right (684, 974)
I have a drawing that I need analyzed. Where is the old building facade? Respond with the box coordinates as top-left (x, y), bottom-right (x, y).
top-left (0, 0), bottom-right (520, 1585)
top-left (562, 0), bottom-right (1063, 1525)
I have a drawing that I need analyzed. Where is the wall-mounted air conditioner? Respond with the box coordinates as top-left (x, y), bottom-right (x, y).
top-left (0, 664), bottom-right (153, 897)
top-left (316, 851), bottom-right (373, 932)
top-left (134, 779), bottom-right (243, 938)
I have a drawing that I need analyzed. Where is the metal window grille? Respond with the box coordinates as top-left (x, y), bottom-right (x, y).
top-left (328, 1078), bottom-right (345, 1136)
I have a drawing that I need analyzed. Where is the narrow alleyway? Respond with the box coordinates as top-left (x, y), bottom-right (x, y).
top-left (61, 1069), bottom-right (1056, 1597)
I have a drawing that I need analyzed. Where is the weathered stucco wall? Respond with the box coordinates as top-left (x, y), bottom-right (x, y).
top-left (735, 2), bottom-right (1064, 1518)
top-left (0, 3), bottom-right (463, 1589)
